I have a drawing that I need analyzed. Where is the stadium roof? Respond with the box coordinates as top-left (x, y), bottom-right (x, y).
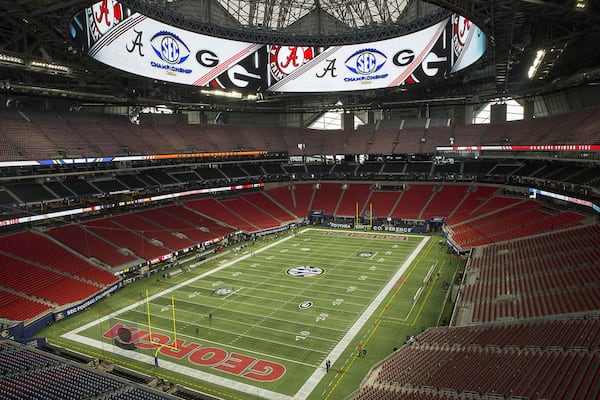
top-left (0, 0), bottom-right (599, 112)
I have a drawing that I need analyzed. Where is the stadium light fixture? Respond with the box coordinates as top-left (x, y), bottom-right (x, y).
top-left (200, 89), bottom-right (242, 99)
top-left (575, 0), bottom-right (587, 10)
top-left (30, 60), bottom-right (70, 73)
top-left (528, 49), bottom-right (546, 79)
top-left (0, 53), bottom-right (24, 64)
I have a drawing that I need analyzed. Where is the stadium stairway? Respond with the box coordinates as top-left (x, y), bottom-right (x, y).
top-left (260, 188), bottom-right (299, 221)
top-left (185, 198), bottom-right (253, 232)
top-left (240, 192), bottom-right (297, 224)
top-left (220, 197), bottom-right (278, 231)
top-left (416, 185), bottom-right (438, 220)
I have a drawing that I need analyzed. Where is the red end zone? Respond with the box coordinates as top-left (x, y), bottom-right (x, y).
top-left (103, 323), bottom-right (286, 382)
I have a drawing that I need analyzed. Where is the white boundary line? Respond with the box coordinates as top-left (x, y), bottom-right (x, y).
top-left (61, 228), bottom-right (429, 400)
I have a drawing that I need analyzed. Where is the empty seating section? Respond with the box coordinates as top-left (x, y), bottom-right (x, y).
top-left (47, 224), bottom-right (138, 267)
top-left (421, 126), bottom-right (450, 153)
top-left (265, 126), bottom-right (292, 153)
top-left (2, 106), bottom-right (600, 160)
top-left (310, 183), bottom-right (343, 215)
top-left (0, 253), bottom-right (101, 305)
top-left (449, 200), bottom-right (586, 248)
top-left (420, 185), bottom-right (469, 220)
top-left (390, 184), bottom-right (434, 220)
top-left (5, 182), bottom-right (56, 204)
top-left (4, 363), bottom-right (120, 399)
top-left (460, 225), bottom-right (600, 323)
top-left (0, 341), bottom-right (182, 400)
top-left (444, 186), bottom-right (498, 225)
top-left (236, 125), bottom-right (270, 150)
top-left (298, 130), bottom-right (322, 155)
top-left (368, 127), bottom-right (397, 154)
top-left (111, 213), bottom-right (196, 251)
top-left (0, 113), bottom-right (56, 160)
top-left (264, 185), bottom-right (304, 218)
top-left (174, 125), bottom-right (218, 152)
top-left (241, 192), bottom-right (296, 223)
top-left (395, 127), bottom-right (425, 154)
top-left (344, 130), bottom-right (370, 154)
top-left (160, 205), bottom-right (233, 238)
top-left (128, 125), bottom-right (173, 154)
top-left (62, 178), bottom-right (101, 196)
top-left (369, 191), bottom-right (401, 218)
top-left (91, 179), bottom-right (129, 195)
top-left (290, 183), bottom-right (315, 217)
top-left (335, 184), bottom-right (372, 217)
top-left (417, 319), bottom-right (600, 350)
top-left (374, 346), bottom-right (597, 399)
top-left (322, 130), bottom-right (346, 155)
top-left (240, 164), bottom-right (263, 177)
top-left (451, 199), bottom-right (539, 235)
top-left (353, 318), bottom-right (600, 400)
top-left (84, 219), bottom-right (170, 260)
top-left (102, 120), bottom-right (154, 155)
top-left (155, 126), bottom-right (188, 153)
top-left (185, 198), bottom-right (257, 232)
top-left (452, 124), bottom-right (485, 146)
top-left (220, 197), bottom-right (280, 230)
top-left (57, 114), bottom-right (117, 156)
top-left (0, 231), bottom-right (117, 285)
top-left (462, 195), bottom-right (523, 221)
top-left (137, 207), bottom-right (212, 243)
top-left (0, 289), bottom-right (51, 320)
top-left (220, 165), bottom-right (248, 179)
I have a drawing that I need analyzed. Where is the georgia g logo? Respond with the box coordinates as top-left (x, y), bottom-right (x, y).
top-left (151, 31), bottom-right (190, 65)
top-left (345, 49), bottom-right (387, 75)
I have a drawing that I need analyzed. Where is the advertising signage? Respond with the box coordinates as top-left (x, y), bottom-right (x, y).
top-left (70, 0), bottom-right (486, 93)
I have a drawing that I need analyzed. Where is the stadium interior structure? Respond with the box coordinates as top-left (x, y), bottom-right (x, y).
top-left (0, 0), bottom-right (600, 399)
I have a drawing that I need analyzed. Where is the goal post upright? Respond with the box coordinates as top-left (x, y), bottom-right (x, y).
top-left (146, 289), bottom-right (179, 353)
top-left (171, 292), bottom-right (177, 346)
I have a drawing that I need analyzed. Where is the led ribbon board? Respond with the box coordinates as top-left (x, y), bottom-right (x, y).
top-left (70, 1), bottom-right (486, 93)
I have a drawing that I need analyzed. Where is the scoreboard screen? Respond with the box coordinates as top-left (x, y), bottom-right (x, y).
top-left (70, 0), bottom-right (486, 93)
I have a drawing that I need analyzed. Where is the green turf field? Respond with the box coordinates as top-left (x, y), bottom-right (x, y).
top-left (43, 228), bottom-right (460, 400)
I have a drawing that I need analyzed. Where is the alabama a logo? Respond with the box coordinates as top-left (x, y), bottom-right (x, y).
top-left (269, 46), bottom-right (315, 81)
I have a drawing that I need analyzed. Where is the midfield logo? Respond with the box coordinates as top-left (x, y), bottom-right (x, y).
top-left (287, 266), bottom-right (324, 277)
top-left (357, 252), bottom-right (375, 258)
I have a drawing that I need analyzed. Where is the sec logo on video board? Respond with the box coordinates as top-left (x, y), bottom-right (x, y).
top-left (345, 48), bottom-right (387, 75)
top-left (151, 31), bottom-right (190, 65)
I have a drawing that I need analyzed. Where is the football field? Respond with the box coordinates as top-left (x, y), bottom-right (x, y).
top-left (59, 228), bottom-right (439, 400)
